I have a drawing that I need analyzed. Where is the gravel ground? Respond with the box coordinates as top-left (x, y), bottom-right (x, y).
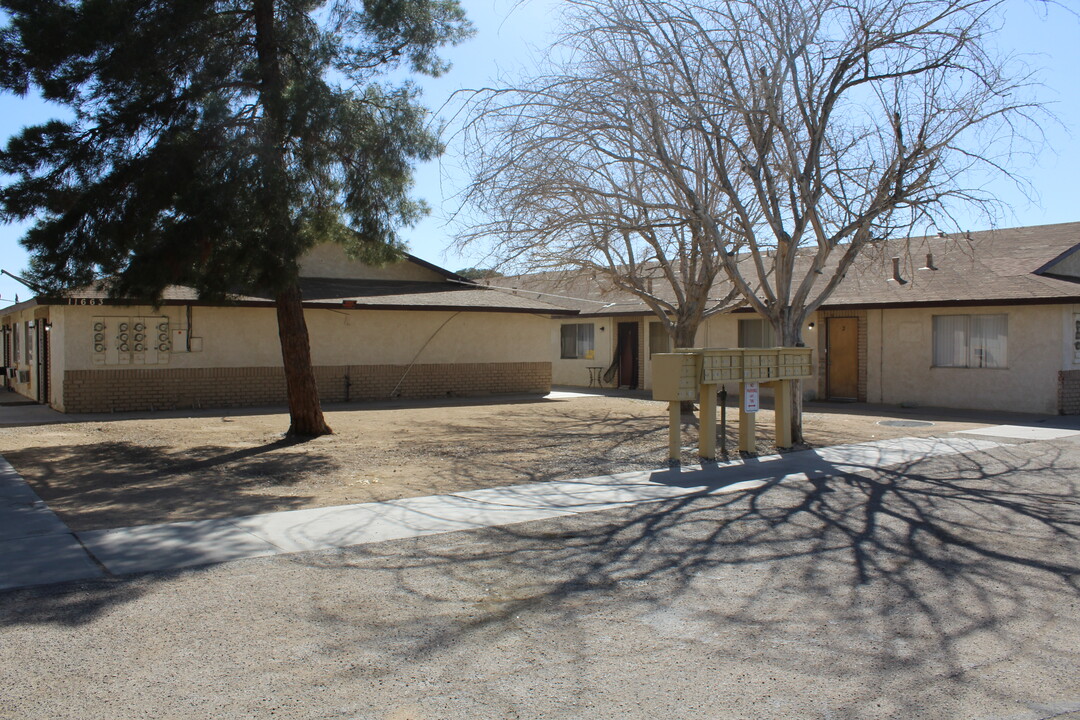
top-left (1, 393), bottom-right (990, 531)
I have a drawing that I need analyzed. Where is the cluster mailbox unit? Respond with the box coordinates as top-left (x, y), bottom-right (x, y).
top-left (652, 347), bottom-right (815, 462)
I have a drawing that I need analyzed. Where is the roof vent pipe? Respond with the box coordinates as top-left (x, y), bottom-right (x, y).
top-left (890, 257), bottom-right (908, 285)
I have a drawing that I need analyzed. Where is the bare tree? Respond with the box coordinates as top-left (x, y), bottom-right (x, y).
top-left (461, 0), bottom-right (1046, 443)
top-left (456, 24), bottom-right (746, 348)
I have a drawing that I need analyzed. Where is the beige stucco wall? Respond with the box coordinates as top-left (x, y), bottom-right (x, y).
top-left (696, 314), bottom-right (739, 349)
top-left (554, 312), bottom-right (784, 390)
top-left (298, 244), bottom-right (444, 282)
top-left (866, 304), bottom-right (1068, 414)
top-left (710, 305), bottom-right (1069, 413)
top-left (700, 306), bottom-right (1072, 413)
top-left (553, 313), bottom-right (740, 390)
top-left (551, 317), bottom-right (615, 386)
top-left (60, 304), bottom-right (550, 372)
top-left (1, 303), bottom-right (56, 406)
top-left (48, 308), bottom-right (66, 410)
top-left (552, 304), bottom-right (1074, 414)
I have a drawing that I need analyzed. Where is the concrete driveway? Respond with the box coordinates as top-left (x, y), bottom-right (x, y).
top-left (1, 429), bottom-right (1078, 719)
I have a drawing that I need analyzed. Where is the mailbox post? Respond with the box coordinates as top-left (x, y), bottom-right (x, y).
top-left (653, 346), bottom-right (814, 460)
top-left (651, 352), bottom-right (701, 463)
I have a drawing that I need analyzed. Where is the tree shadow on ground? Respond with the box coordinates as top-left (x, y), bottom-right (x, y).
top-left (4, 437), bottom-right (331, 531)
top-left (2, 436), bottom-right (1077, 720)
top-left (402, 405), bottom-right (715, 487)
top-left (293, 441), bottom-right (1080, 717)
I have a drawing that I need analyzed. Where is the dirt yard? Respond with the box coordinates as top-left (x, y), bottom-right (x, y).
top-left (1, 393), bottom-right (989, 531)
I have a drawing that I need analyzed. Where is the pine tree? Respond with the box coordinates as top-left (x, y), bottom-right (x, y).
top-left (0, 0), bottom-right (470, 436)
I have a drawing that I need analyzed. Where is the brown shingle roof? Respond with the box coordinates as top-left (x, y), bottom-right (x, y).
top-left (493, 222), bottom-right (1080, 315)
top-left (292, 278), bottom-right (574, 313)
top-left (44, 278), bottom-right (573, 314)
top-left (482, 271), bottom-right (654, 314)
top-left (821, 222), bottom-right (1080, 307)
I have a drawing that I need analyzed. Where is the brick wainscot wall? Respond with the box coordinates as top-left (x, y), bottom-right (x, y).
top-left (1059, 370), bottom-right (1080, 415)
top-left (62, 362), bottom-right (551, 413)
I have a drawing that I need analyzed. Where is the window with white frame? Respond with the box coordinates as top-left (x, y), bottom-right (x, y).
top-left (738, 318), bottom-right (776, 348)
top-left (25, 321), bottom-right (33, 362)
top-left (932, 314), bottom-right (1007, 368)
top-left (560, 323), bottom-right (595, 359)
top-left (12, 322), bottom-right (20, 362)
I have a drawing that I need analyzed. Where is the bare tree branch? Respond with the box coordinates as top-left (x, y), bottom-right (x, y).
top-left (456, 0), bottom-right (1050, 441)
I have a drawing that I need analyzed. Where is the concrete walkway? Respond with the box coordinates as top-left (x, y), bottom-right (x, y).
top-left (1, 434), bottom-right (1017, 590)
top-left (0, 457), bottom-right (105, 590)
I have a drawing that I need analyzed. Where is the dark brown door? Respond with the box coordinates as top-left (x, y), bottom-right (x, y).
top-left (36, 320), bottom-right (49, 404)
top-left (2, 325), bottom-right (10, 391)
top-left (617, 322), bottom-right (640, 389)
top-left (826, 317), bottom-right (858, 400)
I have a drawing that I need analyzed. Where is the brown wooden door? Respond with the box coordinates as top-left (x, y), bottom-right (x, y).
top-left (617, 322), bottom-right (639, 389)
top-left (826, 317), bottom-right (858, 400)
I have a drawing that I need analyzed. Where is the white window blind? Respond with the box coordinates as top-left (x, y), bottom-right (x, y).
top-left (932, 314), bottom-right (1007, 368)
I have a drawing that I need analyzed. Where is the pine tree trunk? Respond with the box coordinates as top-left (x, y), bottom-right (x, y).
top-left (276, 282), bottom-right (332, 437)
top-left (254, 0), bottom-right (330, 438)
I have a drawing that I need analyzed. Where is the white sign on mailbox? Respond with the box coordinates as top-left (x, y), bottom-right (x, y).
top-left (744, 382), bottom-right (760, 413)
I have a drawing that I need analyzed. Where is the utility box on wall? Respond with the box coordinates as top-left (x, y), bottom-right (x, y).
top-left (92, 316), bottom-right (172, 366)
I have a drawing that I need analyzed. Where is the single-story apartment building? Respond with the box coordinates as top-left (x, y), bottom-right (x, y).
top-left (492, 222), bottom-right (1080, 415)
top-left (1, 244), bottom-right (572, 413)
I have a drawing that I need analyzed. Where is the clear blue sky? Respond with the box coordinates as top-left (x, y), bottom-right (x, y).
top-left (1, 0), bottom-right (1078, 306)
